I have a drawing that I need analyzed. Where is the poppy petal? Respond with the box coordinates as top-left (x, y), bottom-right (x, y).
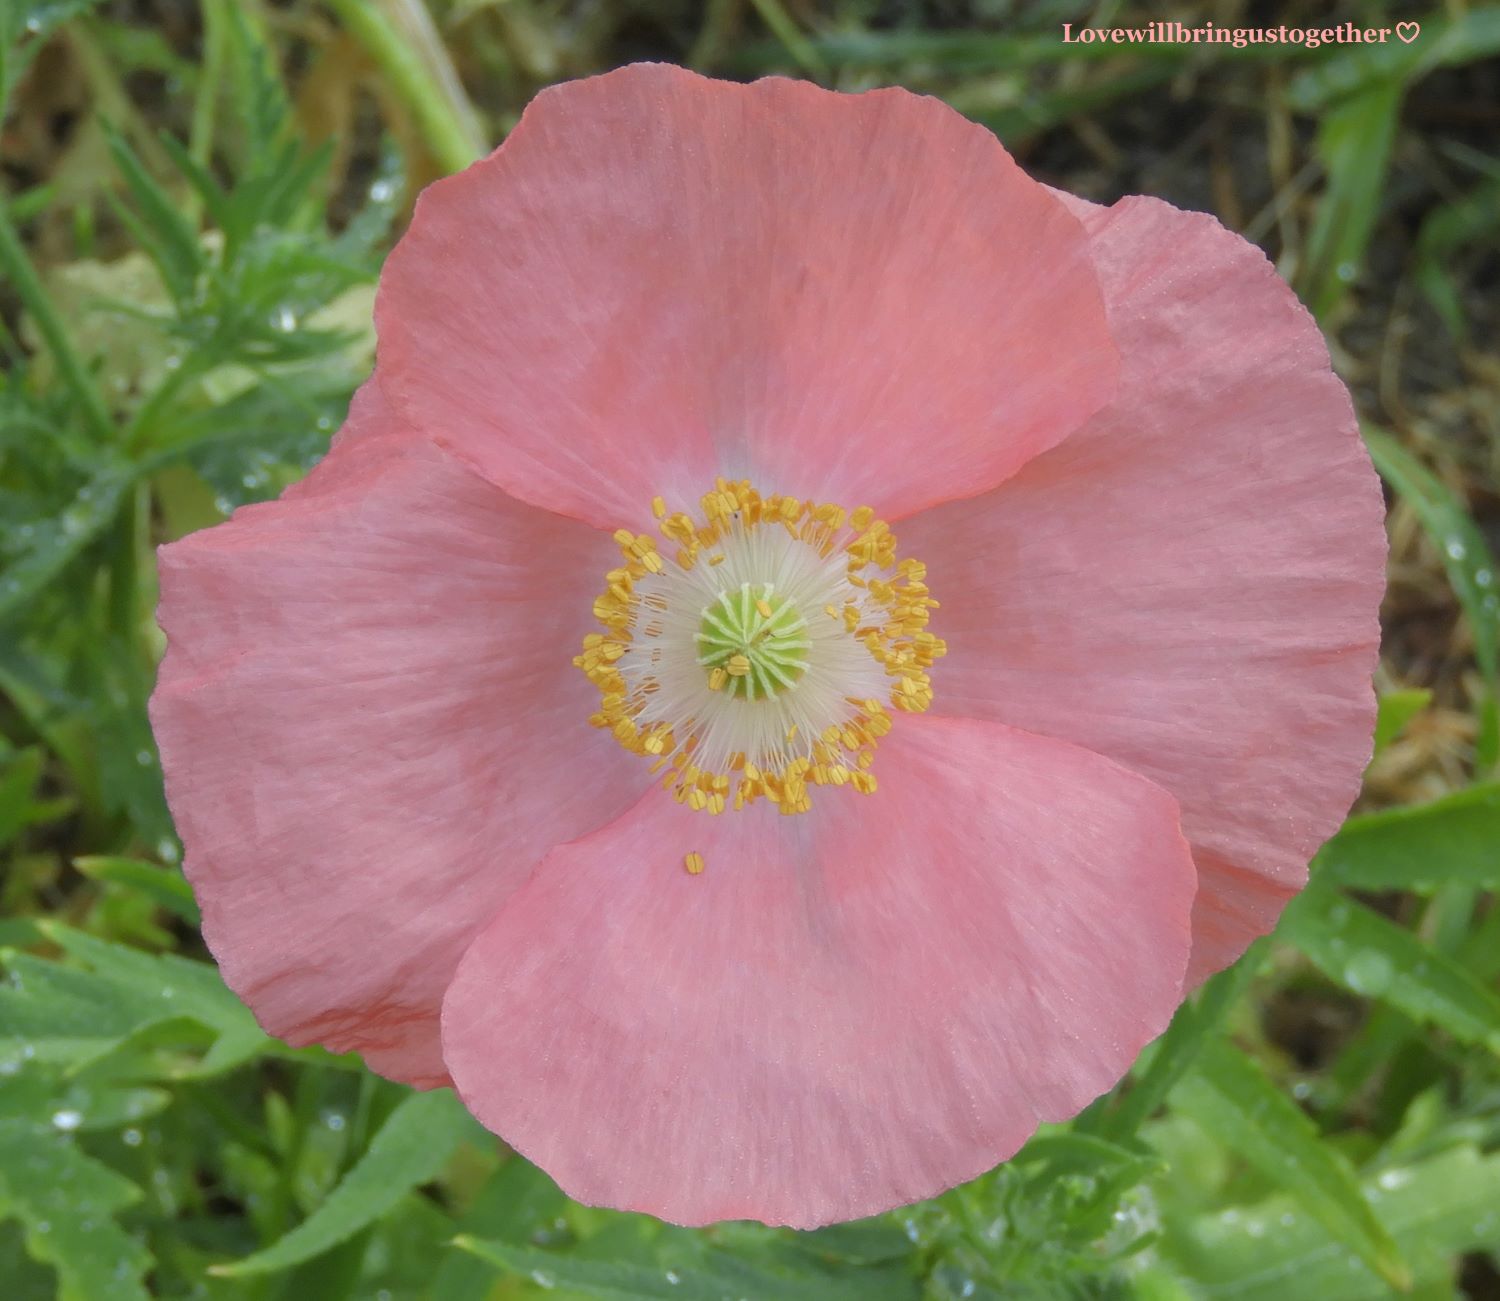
top-left (375, 63), bottom-right (1117, 529)
top-left (900, 196), bottom-right (1386, 983)
top-left (149, 385), bottom-right (646, 1085)
top-left (440, 713), bottom-right (1195, 1227)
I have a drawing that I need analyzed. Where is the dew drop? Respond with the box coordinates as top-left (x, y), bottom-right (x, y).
top-left (1350, 948), bottom-right (1392, 996)
top-left (51, 1109), bottom-right (84, 1132)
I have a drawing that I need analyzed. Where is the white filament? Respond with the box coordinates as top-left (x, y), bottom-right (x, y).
top-left (618, 520), bottom-right (888, 776)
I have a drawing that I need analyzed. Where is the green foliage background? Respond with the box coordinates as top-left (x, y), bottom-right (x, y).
top-left (2, 1), bottom-right (1498, 1297)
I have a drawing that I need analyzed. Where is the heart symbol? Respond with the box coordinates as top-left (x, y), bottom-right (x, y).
top-left (1396, 20), bottom-right (1419, 43)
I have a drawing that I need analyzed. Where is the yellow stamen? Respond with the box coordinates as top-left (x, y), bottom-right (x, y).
top-left (575, 485), bottom-right (945, 816)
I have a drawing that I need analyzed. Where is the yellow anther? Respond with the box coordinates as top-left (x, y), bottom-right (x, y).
top-left (579, 481), bottom-right (944, 816)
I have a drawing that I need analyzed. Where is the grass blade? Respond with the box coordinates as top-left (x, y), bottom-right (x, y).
top-left (1172, 1039), bottom-right (1409, 1290)
top-left (1317, 785), bottom-right (1500, 891)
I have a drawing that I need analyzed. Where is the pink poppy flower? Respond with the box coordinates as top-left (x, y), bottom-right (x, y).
top-left (149, 63), bottom-right (1386, 1228)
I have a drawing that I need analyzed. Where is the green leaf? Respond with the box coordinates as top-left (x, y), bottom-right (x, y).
top-left (1287, 8), bottom-right (1500, 110)
top-left (1415, 173), bottom-right (1500, 340)
top-left (213, 1088), bottom-right (484, 1276)
top-left (1317, 785), bottom-right (1500, 891)
top-left (1160, 1144), bottom-right (1500, 1299)
top-left (429, 1156), bottom-right (571, 1300)
top-left (455, 1233), bottom-right (916, 1301)
top-left (1373, 688), bottom-right (1432, 755)
top-left (1088, 946), bottom-right (1261, 1141)
top-left (1300, 80), bottom-right (1402, 320)
top-left (0, 922), bottom-right (267, 1076)
top-left (0, 1104), bottom-right (151, 1301)
top-left (102, 123), bottom-right (203, 303)
top-left (0, 748), bottom-right (72, 850)
top-left (1171, 1039), bottom-right (1409, 1290)
top-left (0, 465), bottom-right (135, 626)
top-left (0, 2), bottom-right (103, 118)
top-left (1365, 426), bottom-right (1500, 767)
top-left (1278, 882), bottom-right (1500, 1054)
top-left (72, 856), bottom-right (201, 924)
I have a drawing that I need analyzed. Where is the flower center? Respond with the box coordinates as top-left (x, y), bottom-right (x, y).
top-left (697, 584), bottom-right (809, 700)
top-left (575, 480), bottom-right (944, 817)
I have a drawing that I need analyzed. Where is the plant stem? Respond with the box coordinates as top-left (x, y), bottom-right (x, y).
top-left (746, 0), bottom-right (828, 77)
top-left (327, 0), bottom-right (486, 174)
top-left (0, 202), bottom-right (114, 441)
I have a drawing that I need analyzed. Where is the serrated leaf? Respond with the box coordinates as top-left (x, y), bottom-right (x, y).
top-left (0, 1111), bottom-right (151, 1301)
top-left (103, 123), bottom-right (203, 303)
top-left (0, 923), bottom-right (267, 1076)
top-left (1160, 1144), bottom-right (1500, 1299)
top-left (213, 1088), bottom-right (484, 1276)
top-left (1171, 1039), bottom-right (1409, 1290)
top-left (1317, 785), bottom-right (1500, 890)
top-left (1278, 881), bottom-right (1500, 1053)
top-left (0, 467), bottom-right (135, 626)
